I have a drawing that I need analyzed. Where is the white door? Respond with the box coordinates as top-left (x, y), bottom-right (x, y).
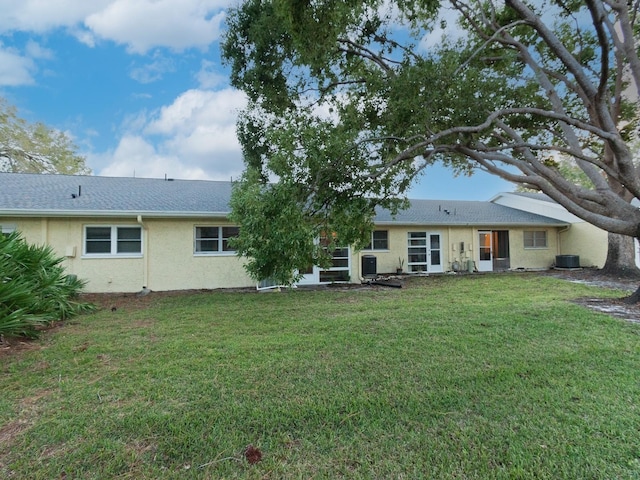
top-left (408, 232), bottom-right (443, 273)
top-left (297, 264), bottom-right (319, 285)
top-left (478, 231), bottom-right (493, 272)
top-left (428, 233), bottom-right (443, 273)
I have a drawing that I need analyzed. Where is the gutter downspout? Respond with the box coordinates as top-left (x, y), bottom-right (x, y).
top-left (137, 215), bottom-right (149, 289)
top-left (556, 225), bottom-right (571, 256)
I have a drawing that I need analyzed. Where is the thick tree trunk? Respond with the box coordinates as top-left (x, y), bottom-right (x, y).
top-left (601, 232), bottom-right (640, 278)
top-left (625, 287), bottom-right (640, 304)
top-left (601, 233), bottom-right (640, 303)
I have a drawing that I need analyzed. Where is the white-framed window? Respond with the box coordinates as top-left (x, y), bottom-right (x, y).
top-left (1, 224), bottom-right (16, 237)
top-left (524, 230), bottom-right (548, 249)
top-left (84, 226), bottom-right (142, 256)
top-left (364, 230), bottom-right (389, 250)
top-left (194, 226), bottom-right (239, 254)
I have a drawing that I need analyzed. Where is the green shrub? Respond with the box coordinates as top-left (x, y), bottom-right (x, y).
top-left (0, 232), bottom-right (94, 338)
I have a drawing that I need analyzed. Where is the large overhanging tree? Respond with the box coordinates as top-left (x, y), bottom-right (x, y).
top-left (535, 150), bottom-right (640, 277)
top-left (222, 0), bottom-right (640, 295)
top-left (0, 98), bottom-right (90, 175)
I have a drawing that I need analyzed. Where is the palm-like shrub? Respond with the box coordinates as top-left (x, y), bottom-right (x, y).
top-left (0, 232), bottom-right (94, 338)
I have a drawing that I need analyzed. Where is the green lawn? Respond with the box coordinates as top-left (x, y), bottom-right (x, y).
top-left (1, 273), bottom-right (640, 479)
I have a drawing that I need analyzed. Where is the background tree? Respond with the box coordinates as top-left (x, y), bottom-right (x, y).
top-left (223, 0), bottom-right (640, 296)
top-left (0, 97), bottom-right (90, 174)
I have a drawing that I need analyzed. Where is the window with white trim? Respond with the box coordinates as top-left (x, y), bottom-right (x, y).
top-left (523, 230), bottom-right (548, 249)
top-left (84, 226), bottom-right (142, 256)
top-left (194, 226), bottom-right (239, 254)
top-left (364, 230), bottom-right (389, 250)
top-left (1, 224), bottom-right (16, 237)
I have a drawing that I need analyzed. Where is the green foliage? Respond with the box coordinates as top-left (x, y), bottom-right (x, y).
top-left (229, 167), bottom-right (402, 285)
top-left (0, 97), bottom-right (90, 174)
top-left (223, 0), bottom-right (640, 250)
top-left (230, 101), bottom-right (409, 284)
top-left (0, 232), bottom-right (94, 338)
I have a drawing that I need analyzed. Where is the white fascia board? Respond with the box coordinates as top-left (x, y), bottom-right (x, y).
top-left (490, 193), bottom-right (582, 222)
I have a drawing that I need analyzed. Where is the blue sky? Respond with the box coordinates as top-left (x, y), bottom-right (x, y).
top-left (0, 0), bottom-right (515, 201)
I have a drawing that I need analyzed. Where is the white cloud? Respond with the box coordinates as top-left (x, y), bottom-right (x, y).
top-left (68, 27), bottom-right (97, 48)
top-left (0, 46), bottom-right (36, 86)
top-left (196, 60), bottom-right (227, 89)
top-left (1, 1), bottom-right (230, 53)
top-left (419, 6), bottom-right (465, 50)
top-left (0, 1), bottom-right (112, 34)
top-left (130, 54), bottom-right (176, 84)
top-left (96, 135), bottom-right (189, 178)
top-left (24, 40), bottom-right (54, 60)
top-left (95, 134), bottom-right (231, 180)
top-left (145, 88), bottom-right (245, 136)
top-left (85, 0), bottom-right (227, 54)
top-left (95, 88), bottom-right (247, 180)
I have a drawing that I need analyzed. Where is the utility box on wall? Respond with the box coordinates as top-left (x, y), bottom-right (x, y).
top-left (556, 255), bottom-right (580, 268)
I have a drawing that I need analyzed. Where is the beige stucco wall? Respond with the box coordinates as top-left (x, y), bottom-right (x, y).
top-left (351, 225), bottom-right (566, 278)
top-left (141, 218), bottom-right (253, 291)
top-left (490, 193), bottom-right (608, 268)
top-left (507, 227), bottom-right (559, 270)
top-left (3, 214), bottom-right (596, 293)
top-left (557, 222), bottom-right (607, 268)
top-left (1, 216), bottom-right (255, 293)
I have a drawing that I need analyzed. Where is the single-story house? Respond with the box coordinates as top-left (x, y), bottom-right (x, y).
top-left (0, 172), bottom-right (606, 293)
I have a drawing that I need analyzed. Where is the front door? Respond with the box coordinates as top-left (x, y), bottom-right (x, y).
top-left (478, 231), bottom-right (493, 272)
top-left (478, 230), bottom-right (510, 272)
top-left (408, 232), bottom-right (443, 273)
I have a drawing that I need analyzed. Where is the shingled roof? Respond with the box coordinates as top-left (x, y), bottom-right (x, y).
top-left (0, 172), bottom-right (232, 217)
top-left (0, 172), bottom-right (567, 226)
top-left (376, 199), bottom-right (567, 226)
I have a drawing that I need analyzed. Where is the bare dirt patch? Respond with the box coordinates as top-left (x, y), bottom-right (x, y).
top-left (0, 336), bottom-right (43, 359)
top-left (0, 420), bottom-right (28, 446)
top-left (539, 268), bottom-right (640, 323)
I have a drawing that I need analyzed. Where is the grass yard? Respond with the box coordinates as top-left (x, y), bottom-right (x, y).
top-left (1, 273), bottom-right (640, 479)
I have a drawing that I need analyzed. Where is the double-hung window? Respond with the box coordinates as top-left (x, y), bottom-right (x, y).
top-left (364, 230), bottom-right (389, 250)
top-left (194, 226), bottom-right (239, 254)
top-left (84, 226), bottom-right (142, 256)
top-left (523, 230), bottom-right (548, 249)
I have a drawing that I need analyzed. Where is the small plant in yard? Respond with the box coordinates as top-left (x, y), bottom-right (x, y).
top-left (0, 232), bottom-right (94, 338)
